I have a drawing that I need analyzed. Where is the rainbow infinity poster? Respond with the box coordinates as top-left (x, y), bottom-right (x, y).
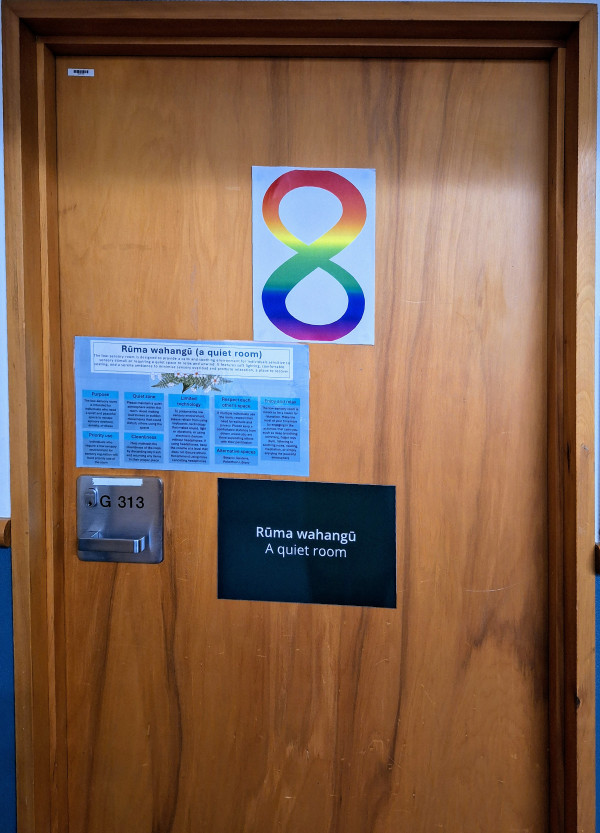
top-left (252, 167), bottom-right (375, 345)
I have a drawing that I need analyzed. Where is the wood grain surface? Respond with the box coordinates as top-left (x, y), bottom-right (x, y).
top-left (5, 0), bottom-right (593, 41)
top-left (54, 56), bottom-right (550, 832)
top-left (563, 12), bottom-right (597, 829)
top-left (0, 519), bottom-right (10, 548)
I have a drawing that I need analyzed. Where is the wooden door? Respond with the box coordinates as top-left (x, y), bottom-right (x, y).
top-left (53, 53), bottom-right (547, 832)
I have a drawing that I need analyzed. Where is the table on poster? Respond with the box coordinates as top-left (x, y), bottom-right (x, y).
top-left (75, 337), bottom-right (309, 476)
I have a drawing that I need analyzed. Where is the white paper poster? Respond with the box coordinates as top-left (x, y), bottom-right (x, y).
top-left (253, 166), bottom-right (375, 344)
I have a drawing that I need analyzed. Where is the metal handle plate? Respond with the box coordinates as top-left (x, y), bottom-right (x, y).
top-left (76, 476), bottom-right (163, 563)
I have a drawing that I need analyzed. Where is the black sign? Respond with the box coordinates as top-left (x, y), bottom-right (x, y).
top-left (218, 479), bottom-right (396, 608)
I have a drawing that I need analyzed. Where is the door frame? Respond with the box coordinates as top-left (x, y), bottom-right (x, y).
top-left (2, 2), bottom-right (596, 831)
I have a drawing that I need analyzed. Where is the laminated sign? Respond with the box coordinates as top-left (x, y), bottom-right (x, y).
top-left (74, 337), bottom-right (309, 476)
top-left (253, 166), bottom-right (376, 344)
top-left (218, 479), bottom-right (396, 609)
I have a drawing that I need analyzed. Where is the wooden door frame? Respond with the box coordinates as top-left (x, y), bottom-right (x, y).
top-left (2, 2), bottom-right (596, 831)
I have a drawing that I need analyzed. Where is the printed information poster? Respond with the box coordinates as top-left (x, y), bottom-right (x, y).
top-left (252, 166), bottom-right (376, 345)
top-left (75, 337), bottom-right (309, 476)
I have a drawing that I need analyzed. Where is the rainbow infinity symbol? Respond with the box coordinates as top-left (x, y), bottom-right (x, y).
top-left (261, 169), bottom-right (367, 341)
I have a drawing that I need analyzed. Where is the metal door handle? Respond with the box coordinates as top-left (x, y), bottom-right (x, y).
top-left (78, 531), bottom-right (147, 554)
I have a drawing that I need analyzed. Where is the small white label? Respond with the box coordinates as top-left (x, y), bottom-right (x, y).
top-left (92, 477), bottom-right (144, 487)
top-left (68, 68), bottom-right (94, 77)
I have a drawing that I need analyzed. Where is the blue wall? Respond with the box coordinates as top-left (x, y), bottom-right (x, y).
top-left (0, 547), bottom-right (15, 832)
top-left (597, 578), bottom-right (600, 830)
